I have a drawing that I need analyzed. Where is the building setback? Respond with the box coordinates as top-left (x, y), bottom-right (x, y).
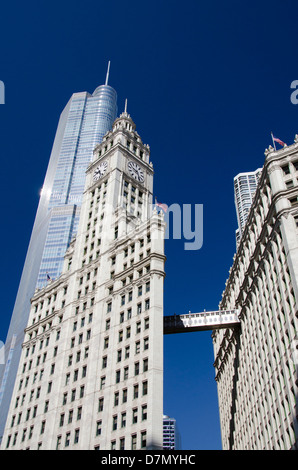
top-left (0, 72), bottom-right (117, 441)
top-left (213, 138), bottom-right (298, 450)
top-left (1, 111), bottom-right (166, 450)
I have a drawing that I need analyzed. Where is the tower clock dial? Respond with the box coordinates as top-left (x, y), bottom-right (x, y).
top-left (93, 161), bottom-right (108, 181)
top-left (128, 161), bottom-right (144, 183)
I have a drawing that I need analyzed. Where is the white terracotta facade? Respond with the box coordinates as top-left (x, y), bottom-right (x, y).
top-left (2, 112), bottom-right (166, 450)
top-left (213, 139), bottom-right (298, 450)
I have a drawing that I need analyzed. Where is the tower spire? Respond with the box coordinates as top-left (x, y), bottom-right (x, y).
top-left (124, 98), bottom-right (127, 114)
top-left (105, 61), bottom-right (110, 86)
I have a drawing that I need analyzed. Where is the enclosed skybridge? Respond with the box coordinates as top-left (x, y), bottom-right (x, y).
top-left (163, 309), bottom-right (240, 334)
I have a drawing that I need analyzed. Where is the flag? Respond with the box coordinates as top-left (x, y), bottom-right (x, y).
top-left (155, 198), bottom-right (168, 213)
top-left (46, 273), bottom-right (51, 281)
top-left (271, 133), bottom-right (286, 147)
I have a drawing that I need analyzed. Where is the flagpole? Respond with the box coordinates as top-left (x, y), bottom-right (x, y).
top-left (271, 132), bottom-right (276, 151)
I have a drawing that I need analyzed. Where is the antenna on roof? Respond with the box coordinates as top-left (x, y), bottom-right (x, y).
top-left (124, 98), bottom-right (127, 113)
top-left (105, 61), bottom-right (110, 86)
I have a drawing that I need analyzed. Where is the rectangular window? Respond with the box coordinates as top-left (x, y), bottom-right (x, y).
top-left (56, 435), bottom-right (62, 450)
top-left (98, 397), bottom-right (104, 412)
top-left (132, 408), bottom-right (138, 424)
top-left (142, 404), bottom-right (147, 421)
top-left (142, 381), bottom-right (148, 396)
top-left (141, 431), bottom-right (147, 448)
top-left (40, 420), bottom-right (46, 434)
top-left (100, 377), bottom-right (106, 389)
top-left (117, 349), bottom-right (122, 362)
top-left (112, 415), bottom-right (117, 431)
top-left (281, 164), bottom-right (290, 174)
top-left (74, 429), bottom-right (80, 444)
top-left (96, 420), bottom-right (102, 436)
top-left (65, 432), bottom-right (70, 447)
top-left (120, 437), bottom-right (125, 450)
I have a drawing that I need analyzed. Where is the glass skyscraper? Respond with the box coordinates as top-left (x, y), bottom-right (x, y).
top-left (36, 84), bottom-right (117, 287)
top-left (163, 415), bottom-right (181, 450)
top-left (234, 168), bottom-right (262, 247)
top-left (0, 71), bottom-right (117, 440)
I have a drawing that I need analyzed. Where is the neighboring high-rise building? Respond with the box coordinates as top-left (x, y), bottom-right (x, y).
top-left (163, 415), bottom-right (181, 450)
top-left (1, 110), bottom-right (166, 450)
top-left (234, 168), bottom-right (262, 246)
top-left (213, 139), bottom-right (298, 449)
top-left (0, 65), bottom-right (118, 441)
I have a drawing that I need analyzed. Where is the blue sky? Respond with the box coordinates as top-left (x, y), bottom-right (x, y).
top-left (0, 0), bottom-right (298, 450)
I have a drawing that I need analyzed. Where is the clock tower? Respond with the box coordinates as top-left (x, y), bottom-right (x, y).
top-left (1, 108), bottom-right (166, 450)
top-left (78, 109), bottom-right (155, 255)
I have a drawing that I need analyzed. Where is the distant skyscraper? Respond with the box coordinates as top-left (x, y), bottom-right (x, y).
top-left (163, 415), bottom-right (181, 450)
top-left (0, 65), bottom-right (117, 440)
top-left (234, 168), bottom-right (262, 246)
top-left (213, 139), bottom-right (298, 449)
top-left (1, 110), bottom-right (166, 450)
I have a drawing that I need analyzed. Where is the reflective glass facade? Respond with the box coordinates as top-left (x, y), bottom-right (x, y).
top-left (234, 168), bottom-right (262, 240)
top-left (0, 82), bottom-right (117, 440)
top-left (37, 85), bottom-right (117, 287)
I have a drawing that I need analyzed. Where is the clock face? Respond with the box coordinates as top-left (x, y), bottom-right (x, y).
top-left (128, 161), bottom-right (144, 183)
top-left (93, 161), bottom-right (108, 181)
